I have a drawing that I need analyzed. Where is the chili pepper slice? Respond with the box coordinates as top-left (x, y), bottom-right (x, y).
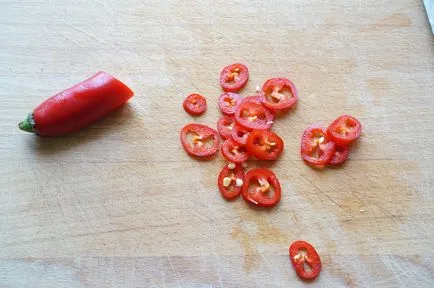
top-left (261, 78), bottom-right (298, 111)
top-left (300, 124), bottom-right (336, 168)
top-left (246, 130), bottom-right (284, 161)
top-left (240, 95), bottom-right (275, 121)
top-left (242, 168), bottom-right (281, 207)
top-left (218, 163), bottom-right (245, 200)
top-left (217, 116), bottom-right (235, 140)
top-left (234, 101), bottom-right (273, 130)
top-left (231, 123), bottom-right (252, 145)
top-left (328, 145), bottom-right (349, 165)
top-left (327, 115), bottom-right (362, 146)
top-left (221, 138), bottom-right (250, 163)
top-left (180, 123), bottom-right (219, 157)
top-left (289, 240), bottom-right (321, 280)
top-left (218, 92), bottom-right (242, 115)
top-left (220, 63), bottom-right (249, 92)
top-left (18, 71), bottom-right (134, 136)
top-left (183, 93), bottom-right (207, 115)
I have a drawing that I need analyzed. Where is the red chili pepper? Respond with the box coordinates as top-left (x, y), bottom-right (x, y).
top-left (300, 124), bottom-right (336, 168)
top-left (234, 101), bottom-right (274, 130)
top-left (289, 240), bottom-right (321, 280)
top-left (183, 93), bottom-right (207, 115)
top-left (221, 138), bottom-right (250, 163)
top-left (218, 163), bottom-right (245, 200)
top-left (218, 92), bottom-right (242, 115)
top-left (327, 114), bottom-right (362, 146)
top-left (246, 130), bottom-right (284, 161)
top-left (261, 77), bottom-right (298, 111)
top-left (18, 72), bottom-right (134, 136)
top-left (180, 124), bottom-right (220, 157)
top-left (219, 63), bottom-right (249, 92)
top-left (242, 168), bottom-right (281, 207)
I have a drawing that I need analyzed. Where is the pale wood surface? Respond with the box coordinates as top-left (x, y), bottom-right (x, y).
top-left (1, 0), bottom-right (433, 287)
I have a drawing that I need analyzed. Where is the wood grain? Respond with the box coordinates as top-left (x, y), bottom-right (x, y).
top-left (1, 0), bottom-right (433, 287)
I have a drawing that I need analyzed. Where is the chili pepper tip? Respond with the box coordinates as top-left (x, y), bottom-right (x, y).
top-left (18, 113), bottom-right (35, 133)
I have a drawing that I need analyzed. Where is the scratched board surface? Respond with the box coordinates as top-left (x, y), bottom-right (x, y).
top-left (0, 0), bottom-right (433, 287)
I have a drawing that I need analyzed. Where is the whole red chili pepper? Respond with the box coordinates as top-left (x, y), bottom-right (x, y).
top-left (18, 71), bottom-right (134, 136)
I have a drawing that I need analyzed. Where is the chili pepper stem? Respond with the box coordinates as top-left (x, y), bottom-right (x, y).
top-left (18, 113), bottom-right (35, 133)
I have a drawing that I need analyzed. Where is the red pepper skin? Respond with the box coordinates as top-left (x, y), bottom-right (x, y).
top-left (19, 72), bottom-right (134, 136)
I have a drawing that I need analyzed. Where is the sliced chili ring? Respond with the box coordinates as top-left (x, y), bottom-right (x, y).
top-left (242, 168), bottom-right (281, 207)
top-left (217, 163), bottom-right (245, 200)
top-left (289, 240), bottom-right (321, 280)
top-left (327, 115), bottom-right (362, 146)
top-left (241, 95), bottom-right (275, 122)
top-left (328, 145), bottom-right (350, 165)
top-left (220, 63), bottom-right (249, 92)
top-left (300, 124), bottom-right (336, 168)
top-left (234, 101), bottom-right (273, 130)
top-left (217, 116), bottom-right (235, 140)
top-left (180, 123), bottom-right (219, 157)
top-left (221, 138), bottom-right (250, 163)
top-left (246, 130), bottom-right (284, 161)
top-left (261, 78), bottom-right (298, 111)
top-left (218, 92), bottom-right (242, 115)
top-left (183, 93), bottom-right (207, 115)
top-left (231, 123), bottom-right (252, 145)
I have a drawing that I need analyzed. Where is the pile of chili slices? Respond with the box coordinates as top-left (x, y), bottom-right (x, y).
top-left (300, 115), bottom-right (362, 168)
top-left (180, 63), bottom-right (362, 281)
top-left (181, 63), bottom-right (297, 208)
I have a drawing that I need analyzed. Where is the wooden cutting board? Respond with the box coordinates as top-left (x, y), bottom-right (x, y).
top-left (1, 0), bottom-right (433, 287)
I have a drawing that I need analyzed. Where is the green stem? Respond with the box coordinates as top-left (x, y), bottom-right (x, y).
top-left (18, 113), bottom-right (35, 133)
